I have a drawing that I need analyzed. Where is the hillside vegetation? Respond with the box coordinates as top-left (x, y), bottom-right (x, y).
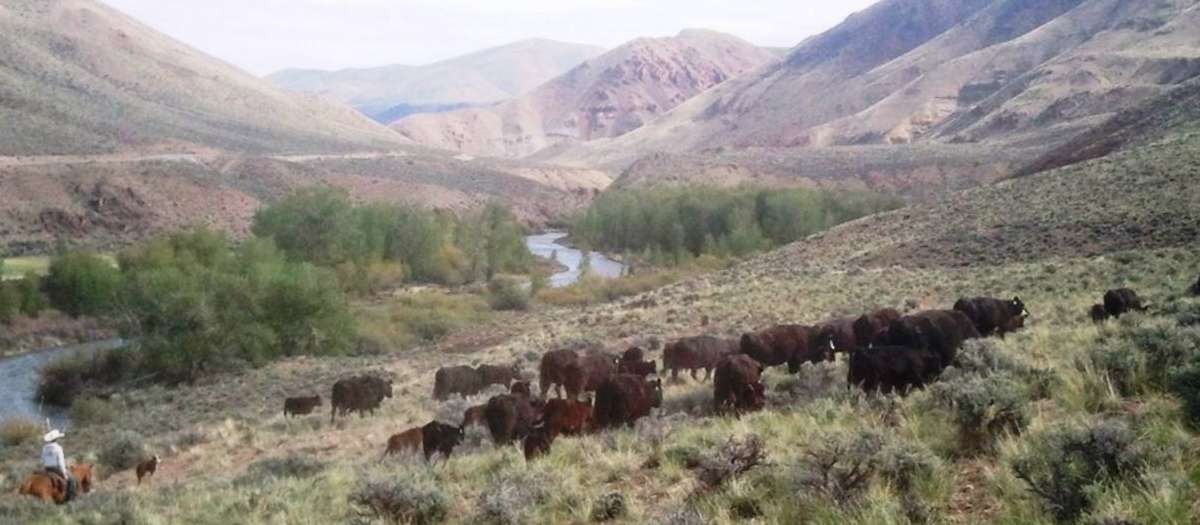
top-left (1, 100), bottom-right (1198, 524)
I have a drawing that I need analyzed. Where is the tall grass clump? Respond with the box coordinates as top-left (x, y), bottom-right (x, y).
top-left (0, 416), bottom-right (44, 447)
top-left (350, 472), bottom-right (450, 525)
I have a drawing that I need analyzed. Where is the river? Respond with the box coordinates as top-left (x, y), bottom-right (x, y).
top-left (0, 339), bottom-right (124, 430)
top-left (525, 232), bottom-right (625, 288)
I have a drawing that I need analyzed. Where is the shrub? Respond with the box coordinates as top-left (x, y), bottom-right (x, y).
top-left (696, 434), bottom-right (768, 490)
top-left (0, 416), bottom-right (44, 447)
top-left (43, 250), bottom-right (122, 318)
top-left (37, 354), bottom-right (88, 407)
top-left (70, 396), bottom-right (117, 426)
top-left (794, 430), bottom-right (883, 506)
top-left (1169, 357), bottom-right (1200, 429)
top-left (1084, 344), bottom-right (1139, 397)
top-left (590, 492), bottom-right (627, 522)
top-left (1126, 324), bottom-right (1200, 390)
top-left (0, 282), bottom-right (17, 324)
top-left (15, 272), bottom-right (48, 317)
top-left (241, 454), bottom-right (327, 483)
top-left (99, 431), bottom-right (148, 471)
top-left (655, 507), bottom-right (710, 525)
top-left (1011, 419), bottom-right (1149, 523)
top-left (488, 276), bottom-right (530, 311)
top-left (475, 471), bottom-right (552, 525)
top-left (349, 475), bottom-right (450, 525)
top-left (929, 371), bottom-right (1030, 455)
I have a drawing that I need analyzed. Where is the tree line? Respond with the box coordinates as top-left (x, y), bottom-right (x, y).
top-left (571, 185), bottom-right (902, 264)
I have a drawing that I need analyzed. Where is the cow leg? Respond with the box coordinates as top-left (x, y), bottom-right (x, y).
top-left (690, 368), bottom-right (700, 381)
top-left (703, 368), bottom-right (712, 382)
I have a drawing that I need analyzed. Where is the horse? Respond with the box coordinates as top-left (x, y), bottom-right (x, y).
top-left (17, 464), bottom-right (95, 504)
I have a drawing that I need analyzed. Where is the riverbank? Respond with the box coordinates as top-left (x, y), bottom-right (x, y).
top-left (0, 312), bottom-right (116, 359)
top-left (524, 232), bottom-right (624, 287)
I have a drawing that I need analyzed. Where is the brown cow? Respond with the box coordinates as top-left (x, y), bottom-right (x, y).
top-left (713, 354), bottom-right (766, 416)
top-left (621, 347), bottom-right (645, 362)
top-left (663, 335), bottom-right (736, 381)
top-left (283, 395), bottom-right (322, 418)
top-left (462, 404), bottom-right (488, 427)
top-left (592, 374), bottom-right (663, 430)
top-left (135, 455), bottom-right (160, 484)
top-left (383, 427), bottom-right (424, 458)
top-left (484, 391), bottom-right (543, 445)
top-left (617, 358), bottom-right (657, 377)
top-left (539, 349), bottom-right (579, 398)
top-left (852, 308), bottom-right (901, 348)
top-left (477, 363), bottom-right (521, 390)
top-left (422, 421), bottom-right (465, 461)
top-left (1089, 304), bottom-right (1109, 323)
top-left (807, 318), bottom-right (856, 367)
top-left (539, 397), bottom-right (593, 437)
top-left (740, 325), bottom-right (818, 371)
top-left (433, 365), bottom-right (484, 400)
top-left (563, 351), bottom-right (618, 400)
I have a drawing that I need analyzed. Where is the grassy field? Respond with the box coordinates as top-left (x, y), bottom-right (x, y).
top-left (1, 256), bottom-right (50, 280)
top-left (0, 132), bottom-right (1198, 523)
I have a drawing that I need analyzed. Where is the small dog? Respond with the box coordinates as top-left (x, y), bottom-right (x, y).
top-left (135, 455), bottom-right (161, 485)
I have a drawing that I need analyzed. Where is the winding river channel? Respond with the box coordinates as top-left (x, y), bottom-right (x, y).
top-left (0, 233), bottom-right (623, 427)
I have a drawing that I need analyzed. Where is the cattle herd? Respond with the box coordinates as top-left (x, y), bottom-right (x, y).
top-left (272, 282), bottom-right (1190, 465)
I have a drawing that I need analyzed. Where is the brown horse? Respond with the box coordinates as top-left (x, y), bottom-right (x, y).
top-left (17, 464), bottom-right (95, 504)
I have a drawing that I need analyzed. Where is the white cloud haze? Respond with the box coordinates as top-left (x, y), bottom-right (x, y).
top-left (99, 0), bottom-right (879, 75)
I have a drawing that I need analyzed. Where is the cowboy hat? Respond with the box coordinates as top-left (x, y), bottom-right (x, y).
top-left (43, 429), bottom-right (64, 443)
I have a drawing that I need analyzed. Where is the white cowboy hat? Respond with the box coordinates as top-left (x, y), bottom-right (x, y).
top-left (43, 429), bottom-right (64, 443)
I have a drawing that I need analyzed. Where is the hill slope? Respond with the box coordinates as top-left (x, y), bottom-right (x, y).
top-left (559, 0), bottom-right (1200, 176)
top-left (267, 39), bottom-right (605, 122)
top-left (0, 0), bottom-right (410, 156)
top-left (391, 30), bottom-right (777, 158)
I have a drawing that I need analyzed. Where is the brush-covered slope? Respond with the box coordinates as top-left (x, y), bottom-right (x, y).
top-left (267, 39), bottom-right (604, 121)
top-left (0, 0), bottom-right (408, 156)
top-left (7, 84), bottom-right (1200, 525)
top-left (562, 0), bottom-right (1200, 173)
top-left (391, 30), bottom-right (777, 158)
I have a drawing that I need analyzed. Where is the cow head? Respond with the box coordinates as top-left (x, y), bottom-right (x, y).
top-left (741, 382), bottom-right (766, 412)
top-left (622, 347), bottom-right (644, 362)
top-left (740, 333), bottom-right (768, 361)
top-left (510, 381), bottom-right (532, 396)
top-left (1011, 297), bottom-right (1029, 318)
top-left (647, 378), bottom-right (663, 408)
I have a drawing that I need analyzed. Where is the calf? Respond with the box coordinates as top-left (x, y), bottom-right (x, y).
top-left (1089, 304), bottom-right (1109, 323)
top-left (847, 346), bottom-right (940, 395)
top-left (713, 354), bottom-right (766, 416)
top-left (383, 427), bottom-right (423, 458)
top-left (462, 404), bottom-right (488, 428)
top-left (953, 296), bottom-right (1028, 338)
top-left (740, 325), bottom-right (818, 370)
top-left (539, 398), bottom-right (593, 437)
top-left (852, 308), bottom-right (902, 348)
top-left (592, 375), bottom-right (663, 430)
top-left (523, 424), bottom-right (556, 461)
top-left (283, 395), bottom-right (322, 418)
top-left (662, 336), bottom-right (736, 381)
top-left (421, 421), bottom-right (465, 461)
top-left (135, 455), bottom-right (160, 485)
top-left (1103, 288), bottom-right (1148, 319)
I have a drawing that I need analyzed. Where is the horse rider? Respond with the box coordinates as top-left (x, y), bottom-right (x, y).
top-left (42, 429), bottom-right (76, 501)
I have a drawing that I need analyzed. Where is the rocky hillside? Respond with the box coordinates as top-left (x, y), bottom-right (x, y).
top-left (0, 0), bottom-right (409, 156)
top-left (558, 0), bottom-right (1200, 182)
top-left (391, 30), bottom-right (777, 158)
top-left (267, 39), bottom-right (604, 122)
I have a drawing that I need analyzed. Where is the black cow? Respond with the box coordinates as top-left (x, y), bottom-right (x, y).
top-left (847, 345), bottom-right (940, 395)
top-left (885, 310), bottom-right (980, 372)
top-left (953, 296), bottom-right (1028, 338)
top-left (331, 374), bottom-right (393, 423)
top-left (484, 391), bottom-right (543, 445)
top-left (421, 421), bottom-right (465, 461)
top-left (433, 365), bottom-right (483, 400)
top-left (662, 336), bottom-right (736, 381)
top-left (1103, 288), bottom-right (1148, 319)
top-left (852, 308), bottom-right (901, 349)
top-left (740, 325), bottom-right (820, 371)
top-left (592, 375), bottom-right (663, 430)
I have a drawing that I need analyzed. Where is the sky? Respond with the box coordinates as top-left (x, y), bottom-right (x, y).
top-left (99, 0), bottom-right (879, 76)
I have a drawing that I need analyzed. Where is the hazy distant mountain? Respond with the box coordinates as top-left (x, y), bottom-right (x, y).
top-left (557, 0), bottom-right (1200, 177)
top-left (267, 39), bottom-right (604, 121)
top-left (390, 30), bottom-right (778, 158)
top-left (0, 0), bottom-right (408, 156)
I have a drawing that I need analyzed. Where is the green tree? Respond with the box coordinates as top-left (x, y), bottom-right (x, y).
top-left (44, 251), bottom-right (122, 318)
top-left (16, 272), bottom-right (48, 317)
top-left (0, 282), bottom-right (18, 324)
top-left (252, 187), bottom-right (364, 267)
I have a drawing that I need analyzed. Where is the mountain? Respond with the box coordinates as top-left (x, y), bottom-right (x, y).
top-left (390, 30), bottom-right (778, 158)
top-left (0, 0), bottom-right (408, 156)
top-left (559, 0), bottom-right (1200, 181)
top-left (267, 39), bottom-right (604, 121)
top-left (0, 0), bottom-right (609, 254)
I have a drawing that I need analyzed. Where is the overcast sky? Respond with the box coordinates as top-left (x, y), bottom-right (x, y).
top-left (100, 0), bottom-right (879, 76)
